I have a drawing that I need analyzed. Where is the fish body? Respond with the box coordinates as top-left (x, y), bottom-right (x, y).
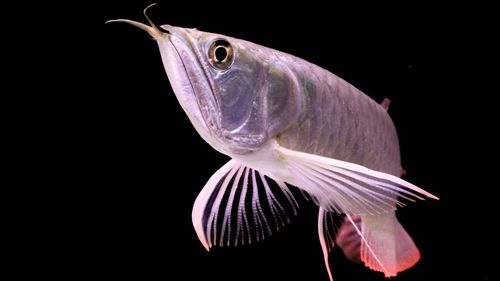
top-left (109, 8), bottom-right (437, 280)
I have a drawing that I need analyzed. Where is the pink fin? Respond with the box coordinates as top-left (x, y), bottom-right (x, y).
top-left (359, 214), bottom-right (420, 277)
top-left (380, 98), bottom-right (391, 111)
top-left (335, 215), bottom-right (362, 263)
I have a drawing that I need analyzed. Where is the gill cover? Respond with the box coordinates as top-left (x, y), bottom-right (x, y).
top-left (201, 39), bottom-right (302, 152)
top-left (108, 5), bottom-right (302, 154)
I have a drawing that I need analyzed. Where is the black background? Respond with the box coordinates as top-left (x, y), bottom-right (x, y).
top-left (95, 1), bottom-right (493, 280)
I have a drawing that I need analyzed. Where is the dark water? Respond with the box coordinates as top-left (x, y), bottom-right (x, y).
top-left (96, 1), bottom-right (492, 280)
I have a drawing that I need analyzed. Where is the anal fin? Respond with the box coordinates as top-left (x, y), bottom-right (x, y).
top-left (359, 214), bottom-right (420, 277)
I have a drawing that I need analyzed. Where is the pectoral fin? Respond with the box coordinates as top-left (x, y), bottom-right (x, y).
top-left (192, 159), bottom-right (300, 250)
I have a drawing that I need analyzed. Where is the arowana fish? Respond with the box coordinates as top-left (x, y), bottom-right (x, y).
top-left (108, 5), bottom-right (438, 280)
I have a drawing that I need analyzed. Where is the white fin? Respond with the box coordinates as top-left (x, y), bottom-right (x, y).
top-left (359, 214), bottom-right (420, 277)
top-left (318, 208), bottom-right (338, 281)
top-left (192, 159), bottom-right (300, 250)
top-left (345, 215), bottom-right (389, 274)
top-left (277, 145), bottom-right (438, 215)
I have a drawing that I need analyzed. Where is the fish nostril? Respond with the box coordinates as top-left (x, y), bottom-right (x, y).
top-left (159, 25), bottom-right (171, 34)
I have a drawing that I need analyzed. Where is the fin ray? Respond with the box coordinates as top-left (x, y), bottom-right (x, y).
top-left (318, 208), bottom-right (334, 281)
top-left (277, 145), bottom-right (438, 215)
top-left (359, 214), bottom-right (421, 276)
top-left (192, 159), bottom-right (300, 249)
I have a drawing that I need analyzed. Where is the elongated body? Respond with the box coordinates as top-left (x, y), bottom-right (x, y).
top-left (109, 6), bottom-right (437, 280)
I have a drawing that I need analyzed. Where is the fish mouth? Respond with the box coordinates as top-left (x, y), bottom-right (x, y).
top-left (107, 6), bottom-right (225, 153)
top-left (158, 26), bottom-right (224, 148)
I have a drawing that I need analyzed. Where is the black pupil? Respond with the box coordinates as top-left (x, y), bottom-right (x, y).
top-left (214, 46), bottom-right (227, 62)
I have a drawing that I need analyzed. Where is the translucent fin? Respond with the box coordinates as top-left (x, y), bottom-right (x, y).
top-left (278, 145), bottom-right (438, 215)
top-left (359, 214), bottom-right (420, 277)
top-left (192, 159), bottom-right (300, 250)
top-left (335, 215), bottom-right (362, 263)
top-left (345, 215), bottom-right (388, 274)
top-left (318, 208), bottom-right (339, 281)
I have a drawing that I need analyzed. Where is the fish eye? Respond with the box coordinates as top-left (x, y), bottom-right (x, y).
top-left (208, 39), bottom-right (234, 70)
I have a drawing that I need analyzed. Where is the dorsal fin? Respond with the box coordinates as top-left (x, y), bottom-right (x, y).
top-left (380, 98), bottom-right (391, 111)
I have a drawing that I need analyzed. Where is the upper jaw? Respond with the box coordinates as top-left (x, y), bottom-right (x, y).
top-left (157, 26), bottom-right (230, 153)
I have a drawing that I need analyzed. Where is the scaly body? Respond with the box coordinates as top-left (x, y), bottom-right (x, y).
top-left (108, 5), bottom-right (437, 280)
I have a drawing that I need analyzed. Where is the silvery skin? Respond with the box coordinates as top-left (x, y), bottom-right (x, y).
top-left (108, 6), bottom-right (437, 280)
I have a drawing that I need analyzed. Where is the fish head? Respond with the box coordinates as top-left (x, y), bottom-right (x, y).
top-left (109, 12), bottom-right (301, 155)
